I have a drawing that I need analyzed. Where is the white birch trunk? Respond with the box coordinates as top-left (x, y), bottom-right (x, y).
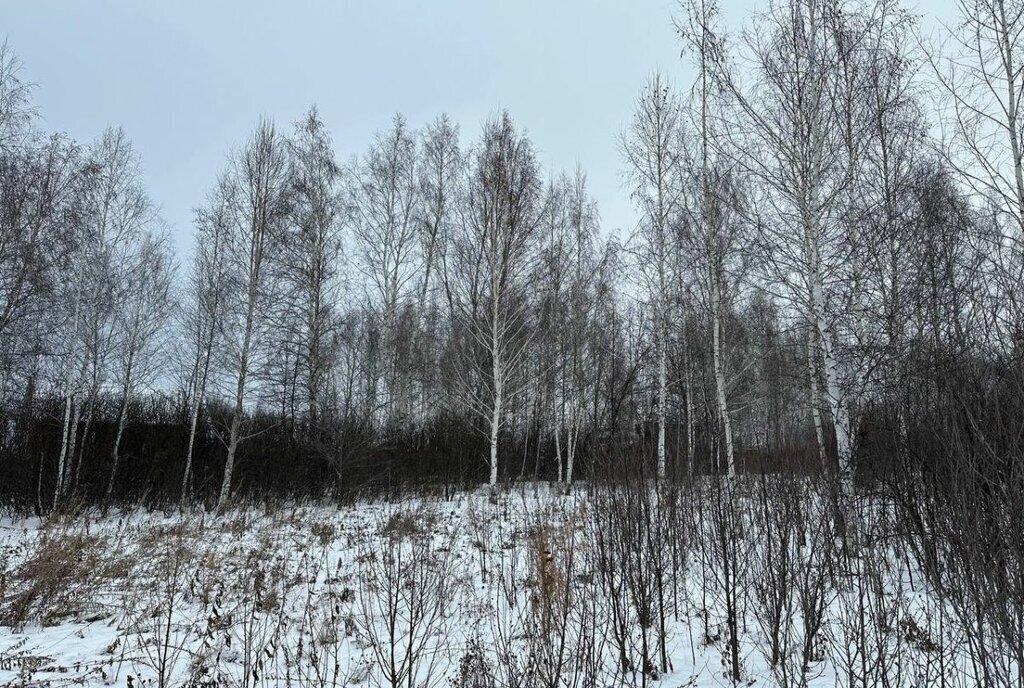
top-left (657, 338), bottom-right (667, 480)
top-left (807, 326), bottom-right (828, 470)
top-left (183, 325), bottom-right (215, 504)
top-left (182, 389), bottom-right (202, 504)
top-left (64, 400), bottom-right (81, 498)
top-left (106, 341), bottom-right (139, 501)
top-left (554, 419), bottom-right (563, 484)
top-left (54, 282), bottom-right (83, 508)
top-left (817, 319), bottom-right (853, 496)
top-left (564, 412), bottom-right (579, 493)
top-left (220, 405), bottom-right (243, 510)
top-left (809, 249), bottom-right (853, 496)
top-left (219, 295), bottom-right (256, 511)
top-left (488, 397), bottom-right (500, 487)
top-left (711, 276), bottom-right (735, 478)
top-left (488, 310), bottom-right (502, 488)
top-left (107, 385), bottom-right (131, 500)
top-left (54, 390), bottom-right (75, 508)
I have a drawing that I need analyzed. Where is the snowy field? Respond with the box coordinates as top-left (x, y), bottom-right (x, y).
top-left (0, 483), bottom-right (992, 687)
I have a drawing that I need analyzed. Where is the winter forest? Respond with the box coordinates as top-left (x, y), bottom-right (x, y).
top-left (1, 0), bottom-right (1023, 685)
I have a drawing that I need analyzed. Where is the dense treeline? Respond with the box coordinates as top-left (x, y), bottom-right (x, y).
top-left (0, 0), bottom-right (1022, 518)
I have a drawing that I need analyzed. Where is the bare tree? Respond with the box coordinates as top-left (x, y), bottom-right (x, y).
top-left (417, 114), bottom-right (461, 310)
top-left (557, 168), bottom-right (600, 489)
top-left (536, 177), bottom-right (570, 482)
top-left (217, 120), bottom-right (291, 510)
top-left (0, 43), bottom-right (50, 346)
top-left (107, 230), bottom-right (174, 500)
top-left (679, 0), bottom-right (747, 478)
top-left (180, 176), bottom-right (232, 503)
top-left (410, 116), bottom-right (462, 426)
top-left (928, 0), bottom-right (1024, 351)
top-left (934, 0), bottom-right (1024, 240)
top-left (712, 0), bottom-right (874, 493)
top-left (622, 73), bottom-right (685, 480)
top-left (55, 128), bottom-right (151, 505)
top-left (283, 106), bottom-right (343, 427)
top-left (0, 92), bottom-right (79, 442)
top-left (448, 112), bottom-right (543, 488)
top-left (348, 114), bottom-right (420, 426)
top-left (0, 41), bottom-right (33, 150)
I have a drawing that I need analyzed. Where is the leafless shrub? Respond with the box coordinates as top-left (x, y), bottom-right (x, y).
top-left (310, 521), bottom-right (337, 548)
top-left (748, 475), bottom-right (801, 685)
top-left (694, 477), bottom-right (750, 685)
top-left (357, 504), bottom-right (457, 688)
top-left (452, 636), bottom-right (496, 688)
top-left (235, 550), bottom-right (290, 687)
top-left (787, 483), bottom-right (832, 685)
top-left (826, 499), bottom-right (911, 688)
top-left (592, 478), bottom-right (675, 685)
top-left (528, 509), bottom-right (606, 688)
top-left (125, 528), bottom-right (195, 688)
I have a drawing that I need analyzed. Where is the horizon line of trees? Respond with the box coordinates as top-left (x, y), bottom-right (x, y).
top-left (1, 0), bottom-right (1023, 514)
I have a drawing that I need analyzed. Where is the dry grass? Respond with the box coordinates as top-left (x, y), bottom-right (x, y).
top-left (1, 529), bottom-right (134, 627)
top-left (310, 521), bottom-right (336, 547)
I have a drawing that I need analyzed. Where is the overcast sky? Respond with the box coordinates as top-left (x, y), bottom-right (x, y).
top-left (5, 0), bottom-right (949, 259)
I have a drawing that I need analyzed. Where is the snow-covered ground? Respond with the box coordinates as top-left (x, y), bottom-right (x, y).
top-left (0, 484), bottom-right (988, 687)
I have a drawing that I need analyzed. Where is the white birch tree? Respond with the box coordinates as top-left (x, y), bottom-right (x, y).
top-left (558, 167), bottom-right (600, 489)
top-left (711, 0), bottom-right (875, 493)
top-left (348, 114), bottom-right (420, 426)
top-left (217, 120), bottom-right (290, 510)
top-left (180, 178), bottom-right (231, 503)
top-left (449, 112), bottom-right (543, 489)
top-left (622, 73), bottom-right (685, 480)
top-left (284, 106), bottom-right (344, 428)
top-left (679, 0), bottom-right (745, 478)
top-left (55, 128), bottom-right (150, 504)
top-left (107, 229), bottom-right (174, 499)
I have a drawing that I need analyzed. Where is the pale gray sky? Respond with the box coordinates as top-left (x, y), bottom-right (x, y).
top-left (4, 0), bottom-right (950, 257)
